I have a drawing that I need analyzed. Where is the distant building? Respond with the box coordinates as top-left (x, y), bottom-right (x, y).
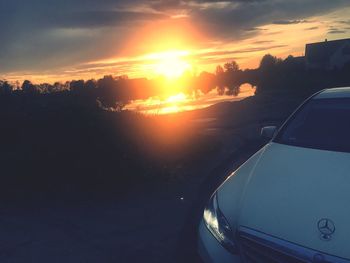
top-left (290, 56), bottom-right (305, 66)
top-left (305, 38), bottom-right (350, 70)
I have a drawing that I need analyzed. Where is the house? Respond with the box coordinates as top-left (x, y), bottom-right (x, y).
top-left (305, 38), bottom-right (350, 70)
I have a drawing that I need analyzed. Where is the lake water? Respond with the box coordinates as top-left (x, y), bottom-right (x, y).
top-left (125, 84), bottom-right (255, 114)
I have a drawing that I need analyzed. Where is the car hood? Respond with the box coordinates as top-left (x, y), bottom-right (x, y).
top-left (219, 142), bottom-right (350, 258)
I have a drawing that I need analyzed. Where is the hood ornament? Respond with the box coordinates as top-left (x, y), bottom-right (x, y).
top-left (317, 218), bottom-right (335, 241)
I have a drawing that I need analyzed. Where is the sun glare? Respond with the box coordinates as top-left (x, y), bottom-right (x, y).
top-left (166, 93), bottom-right (187, 103)
top-left (146, 50), bottom-right (192, 79)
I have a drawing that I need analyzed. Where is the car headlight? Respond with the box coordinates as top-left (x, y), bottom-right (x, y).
top-left (203, 192), bottom-right (238, 254)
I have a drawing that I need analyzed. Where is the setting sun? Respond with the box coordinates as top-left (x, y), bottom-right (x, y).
top-left (165, 93), bottom-right (187, 103)
top-left (145, 50), bottom-right (192, 79)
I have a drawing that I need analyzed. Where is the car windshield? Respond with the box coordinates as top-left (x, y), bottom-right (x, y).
top-left (274, 97), bottom-right (350, 153)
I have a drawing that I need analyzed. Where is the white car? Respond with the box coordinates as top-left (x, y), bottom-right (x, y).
top-left (198, 87), bottom-right (350, 263)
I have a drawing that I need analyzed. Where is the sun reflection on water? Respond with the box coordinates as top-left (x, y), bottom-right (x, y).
top-left (125, 84), bottom-right (255, 115)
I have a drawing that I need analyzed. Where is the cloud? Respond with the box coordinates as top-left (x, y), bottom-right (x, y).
top-left (204, 45), bottom-right (288, 56)
top-left (38, 11), bottom-right (167, 29)
top-left (180, 0), bottom-right (349, 43)
top-left (0, 1), bottom-right (167, 72)
top-left (305, 26), bottom-right (319, 30)
top-left (253, 40), bottom-right (275, 44)
top-left (58, 42), bottom-right (288, 79)
top-left (244, 27), bottom-right (268, 32)
top-left (328, 29), bottom-right (346, 34)
top-left (0, 0), bottom-right (349, 76)
top-left (272, 19), bottom-right (309, 25)
top-left (337, 20), bottom-right (350, 25)
top-left (149, 0), bottom-right (182, 11)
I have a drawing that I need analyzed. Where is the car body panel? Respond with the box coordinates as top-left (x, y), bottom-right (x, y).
top-left (219, 142), bottom-right (350, 259)
top-left (216, 146), bottom-right (267, 232)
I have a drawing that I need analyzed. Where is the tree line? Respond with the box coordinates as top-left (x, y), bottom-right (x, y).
top-left (1, 53), bottom-right (350, 110)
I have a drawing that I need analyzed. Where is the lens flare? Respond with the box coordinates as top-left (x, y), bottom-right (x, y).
top-left (145, 50), bottom-right (192, 79)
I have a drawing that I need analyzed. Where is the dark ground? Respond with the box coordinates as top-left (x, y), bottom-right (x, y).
top-left (0, 92), bottom-right (305, 262)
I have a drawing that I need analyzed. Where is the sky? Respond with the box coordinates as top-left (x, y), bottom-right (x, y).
top-left (1, 0), bottom-right (350, 83)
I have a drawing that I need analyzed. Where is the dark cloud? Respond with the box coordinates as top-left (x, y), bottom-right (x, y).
top-left (32, 11), bottom-right (168, 29)
top-left (0, 1), bottom-right (167, 73)
top-left (190, 44), bottom-right (287, 65)
top-left (272, 19), bottom-right (309, 25)
top-left (149, 0), bottom-right (182, 11)
top-left (305, 26), bottom-right (319, 30)
top-left (328, 29), bottom-right (346, 34)
top-left (253, 40), bottom-right (274, 44)
top-left (244, 27), bottom-right (268, 32)
top-left (196, 45), bottom-right (288, 57)
top-left (187, 0), bottom-right (348, 42)
top-left (337, 20), bottom-right (350, 25)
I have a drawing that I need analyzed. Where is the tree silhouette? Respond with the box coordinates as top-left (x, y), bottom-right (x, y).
top-left (84, 79), bottom-right (97, 90)
top-left (215, 65), bottom-right (225, 95)
top-left (70, 80), bottom-right (85, 92)
top-left (0, 80), bottom-right (13, 94)
top-left (1, 52), bottom-right (350, 108)
top-left (197, 71), bottom-right (216, 94)
top-left (21, 80), bottom-right (38, 93)
top-left (224, 61), bottom-right (239, 72)
top-left (223, 60), bottom-right (241, 96)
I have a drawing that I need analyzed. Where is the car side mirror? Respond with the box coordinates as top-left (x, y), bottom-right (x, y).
top-left (261, 126), bottom-right (277, 140)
